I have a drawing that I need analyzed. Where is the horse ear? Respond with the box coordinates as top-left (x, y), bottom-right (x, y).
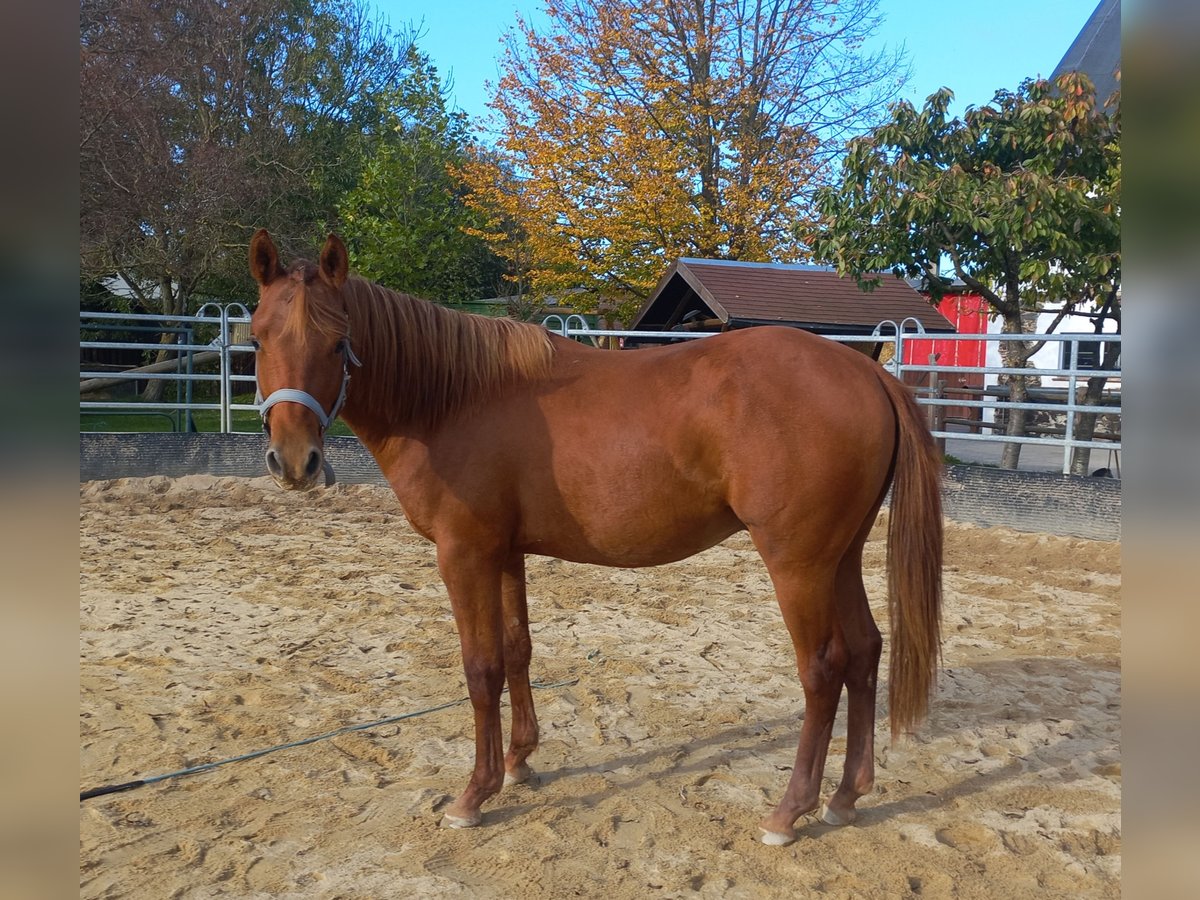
top-left (319, 234), bottom-right (349, 289)
top-left (249, 229), bottom-right (284, 286)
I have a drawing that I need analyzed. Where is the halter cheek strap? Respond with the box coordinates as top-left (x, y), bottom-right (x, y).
top-left (258, 388), bottom-right (337, 431)
top-left (256, 343), bottom-right (362, 434)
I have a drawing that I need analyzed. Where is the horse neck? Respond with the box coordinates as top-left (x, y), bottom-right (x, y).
top-left (339, 279), bottom-right (553, 439)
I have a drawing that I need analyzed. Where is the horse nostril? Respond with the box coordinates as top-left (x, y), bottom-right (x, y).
top-left (265, 448), bottom-right (283, 478)
top-left (304, 450), bottom-right (322, 479)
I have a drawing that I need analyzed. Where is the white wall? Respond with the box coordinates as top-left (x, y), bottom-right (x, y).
top-left (983, 308), bottom-right (1119, 388)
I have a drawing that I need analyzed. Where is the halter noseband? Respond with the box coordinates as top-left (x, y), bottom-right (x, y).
top-left (256, 341), bottom-right (362, 434)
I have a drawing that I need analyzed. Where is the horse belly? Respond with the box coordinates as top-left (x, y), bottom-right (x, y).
top-left (514, 452), bottom-right (743, 567)
top-left (519, 502), bottom-right (742, 567)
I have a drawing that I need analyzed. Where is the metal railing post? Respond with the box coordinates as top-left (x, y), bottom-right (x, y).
top-left (871, 320), bottom-right (900, 379)
top-left (226, 303), bottom-right (253, 434)
top-left (184, 326), bottom-right (195, 432)
top-left (173, 328), bottom-right (184, 432)
top-left (193, 303), bottom-right (226, 432)
top-left (224, 303), bottom-right (253, 434)
top-left (221, 306), bottom-right (232, 433)
top-left (1063, 338), bottom-right (1080, 475)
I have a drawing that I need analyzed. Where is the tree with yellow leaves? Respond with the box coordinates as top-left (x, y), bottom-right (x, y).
top-left (461, 0), bottom-right (906, 318)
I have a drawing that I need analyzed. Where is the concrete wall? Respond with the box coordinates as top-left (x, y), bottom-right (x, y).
top-left (80, 433), bottom-right (388, 485)
top-left (80, 434), bottom-right (1120, 542)
top-left (939, 464), bottom-right (1120, 541)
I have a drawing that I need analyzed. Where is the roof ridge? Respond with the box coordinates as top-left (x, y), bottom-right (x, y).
top-left (678, 258), bottom-right (834, 273)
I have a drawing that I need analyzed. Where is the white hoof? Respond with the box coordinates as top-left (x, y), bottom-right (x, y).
top-left (503, 766), bottom-right (533, 787)
top-left (820, 804), bottom-right (856, 826)
top-left (759, 828), bottom-right (796, 847)
top-left (441, 812), bottom-right (481, 829)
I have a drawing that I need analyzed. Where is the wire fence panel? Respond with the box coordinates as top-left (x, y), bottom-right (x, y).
top-left (546, 319), bottom-right (1121, 476)
top-left (80, 309), bottom-right (1121, 475)
top-left (80, 305), bottom-right (256, 435)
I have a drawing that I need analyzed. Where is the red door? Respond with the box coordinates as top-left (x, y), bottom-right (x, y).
top-left (904, 294), bottom-right (987, 423)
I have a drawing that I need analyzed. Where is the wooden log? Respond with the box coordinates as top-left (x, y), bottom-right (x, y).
top-left (79, 349), bottom-right (221, 395)
top-left (673, 318), bottom-right (724, 332)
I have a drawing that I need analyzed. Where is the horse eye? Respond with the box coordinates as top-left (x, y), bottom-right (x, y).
top-left (250, 337), bottom-right (261, 350)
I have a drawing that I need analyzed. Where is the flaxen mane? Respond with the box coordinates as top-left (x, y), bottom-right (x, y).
top-left (289, 269), bottom-right (555, 430)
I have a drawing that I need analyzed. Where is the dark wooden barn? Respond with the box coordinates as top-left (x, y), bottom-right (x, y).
top-left (625, 258), bottom-right (954, 350)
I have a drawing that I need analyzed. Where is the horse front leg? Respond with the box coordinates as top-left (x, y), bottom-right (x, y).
top-left (500, 553), bottom-right (539, 786)
top-left (437, 543), bottom-right (506, 829)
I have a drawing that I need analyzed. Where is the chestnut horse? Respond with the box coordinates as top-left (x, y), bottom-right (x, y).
top-left (249, 230), bottom-right (943, 846)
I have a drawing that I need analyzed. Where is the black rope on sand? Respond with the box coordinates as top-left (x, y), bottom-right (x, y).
top-left (80, 677), bottom-right (580, 802)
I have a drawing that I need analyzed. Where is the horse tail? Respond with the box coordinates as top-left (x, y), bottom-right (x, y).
top-left (876, 370), bottom-right (944, 741)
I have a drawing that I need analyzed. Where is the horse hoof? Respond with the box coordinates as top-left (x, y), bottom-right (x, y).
top-left (820, 804), bottom-right (856, 826)
top-left (759, 827), bottom-right (796, 847)
top-left (504, 765), bottom-right (534, 787)
top-left (441, 811), bottom-right (482, 829)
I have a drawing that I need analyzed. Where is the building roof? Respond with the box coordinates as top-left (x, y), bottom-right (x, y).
top-left (1052, 0), bottom-right (1120, 108)
top-left (629, 258), bottom-right (955, 336)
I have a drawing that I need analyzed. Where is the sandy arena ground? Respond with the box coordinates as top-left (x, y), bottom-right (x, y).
top-left (79, 476), bottom-right (1121, 898)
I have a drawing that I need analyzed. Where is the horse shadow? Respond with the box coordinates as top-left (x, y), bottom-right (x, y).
top-left (480, 654), bottom-right (1120, 833)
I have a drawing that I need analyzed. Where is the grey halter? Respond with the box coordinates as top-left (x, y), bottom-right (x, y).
top-left (256, 341), bottom-right (362, 434)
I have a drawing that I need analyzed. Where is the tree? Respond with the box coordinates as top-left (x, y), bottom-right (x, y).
top-left (80, 0), bottom-right (415, 319)
top-left (806, 73), bottom-right (1120, 470)
top-left (462, 0), bottom-right (907, 319)
top-left (80, 0), bottom-right (421, 399)
top-left (336, 49), bottom-right (507, 303)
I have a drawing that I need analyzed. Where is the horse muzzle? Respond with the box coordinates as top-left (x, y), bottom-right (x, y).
top-left (265, 442), bottom-right (330, 491)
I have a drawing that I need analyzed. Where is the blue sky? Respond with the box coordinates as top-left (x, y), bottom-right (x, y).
top-left (370, 0), bottom-right (1101, 125)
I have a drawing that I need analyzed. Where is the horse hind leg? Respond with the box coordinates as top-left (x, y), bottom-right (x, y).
top-left (501, 553), bottom-right (539, 787)
top-left (821, 541), bottom-right (883, 827)
top-left (752, 546), bottom-right (848, 846)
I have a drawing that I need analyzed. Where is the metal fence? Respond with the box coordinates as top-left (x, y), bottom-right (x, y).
top-left (80, 304), bottom-right (257, 434)
top-left (80, 309), bottom-right (1121, 476)
top-left (543, 317), bottom-right (1122, 477)
top-left (900, 330), bottom-right (1122, 476)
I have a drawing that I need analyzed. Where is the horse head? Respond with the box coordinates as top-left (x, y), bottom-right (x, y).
top-left (249, 229), bottom-right (357, 490)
